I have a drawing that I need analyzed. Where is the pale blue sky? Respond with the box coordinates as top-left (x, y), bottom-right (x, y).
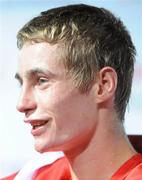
top-left (0, 0), bottom-right (142, 177)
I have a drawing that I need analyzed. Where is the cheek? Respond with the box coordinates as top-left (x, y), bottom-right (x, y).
top-left (36, 86), bottom-right (96, 133)
top-left (36, 85), bottom-right (73, 113)
top-left (34, 87), bottom-right (97, 151)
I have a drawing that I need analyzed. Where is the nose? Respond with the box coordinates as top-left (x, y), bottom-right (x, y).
top-left (16, 87), bottom-right (36, 114)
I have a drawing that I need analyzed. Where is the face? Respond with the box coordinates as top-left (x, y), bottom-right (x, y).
top-left (16, 42), bottom-right (98, 153)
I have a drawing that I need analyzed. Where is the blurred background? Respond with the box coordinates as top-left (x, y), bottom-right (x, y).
top-left (0, 0), bottom-right (142, 178)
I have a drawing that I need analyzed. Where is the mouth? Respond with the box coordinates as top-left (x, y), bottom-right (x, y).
top-left (30, 120), bottom-right (49, 130)
top-left (24, 118), bottom-right (51, 136)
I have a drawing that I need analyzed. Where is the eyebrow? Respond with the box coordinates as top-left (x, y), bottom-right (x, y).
top-left (15, 68), bottom-right (55, 83)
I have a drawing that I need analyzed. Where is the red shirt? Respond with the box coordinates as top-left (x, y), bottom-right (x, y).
top-left (111, 154), bottom-right (142, 180)
top-left (2, 154), bottom-right (142, 180)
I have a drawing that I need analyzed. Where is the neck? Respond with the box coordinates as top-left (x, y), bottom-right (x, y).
top-left (64, 111), bottom-right (136, 180)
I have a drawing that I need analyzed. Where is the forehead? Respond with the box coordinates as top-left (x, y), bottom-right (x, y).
top-left (18, 42), bottom-right (66, 75)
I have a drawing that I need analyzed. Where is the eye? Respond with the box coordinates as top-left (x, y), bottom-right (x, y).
top-left (38, 77), bottom-right (48, 85)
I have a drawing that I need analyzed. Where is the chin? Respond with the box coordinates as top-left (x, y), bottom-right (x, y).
top-left (34, 143), bottom-right (48, 153)
top-left (34, 138), bottom-right (72, 153)
top-left (35, 147), bottom-right (44, 153)
top-left (34, 143), bottom-right (58, 153)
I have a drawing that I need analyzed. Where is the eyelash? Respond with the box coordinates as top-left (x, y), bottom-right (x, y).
top-left (38, 77), bottom-right (48, 85)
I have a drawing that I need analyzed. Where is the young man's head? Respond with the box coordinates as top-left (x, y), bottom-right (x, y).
top-left (17, 4), bottom-right (135, 122)
top-left (16, 4), bottom-right (135, 153)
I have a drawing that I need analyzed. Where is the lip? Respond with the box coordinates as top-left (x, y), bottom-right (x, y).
top-left (24, 118), bottom-right (50, 136)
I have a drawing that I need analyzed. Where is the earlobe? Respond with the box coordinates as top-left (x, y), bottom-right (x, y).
top-left (96, 67), bottom-right (117, 104)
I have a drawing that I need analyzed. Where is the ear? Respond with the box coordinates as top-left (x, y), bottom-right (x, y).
top-left (95, 67), bottom-right (117, 104)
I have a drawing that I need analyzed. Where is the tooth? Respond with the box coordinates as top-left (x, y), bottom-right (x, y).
top-left (32, 120), bottom-right (49, 129)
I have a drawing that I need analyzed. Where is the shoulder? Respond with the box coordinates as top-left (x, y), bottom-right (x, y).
top-left (111, 154), bottom-right (142, 180)
top-left (1, 157), bottom-right (70, 180)
top-left (1, 152), bottom-right (65, 180)
top-left (126, 162), bottom-right (142, 180)
top-left (1, 172), bottom-right (18, 180)
top-left (34, 156), bottom-right (71, 179)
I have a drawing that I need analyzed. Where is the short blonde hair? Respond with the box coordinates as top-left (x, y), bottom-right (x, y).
top-left (17, 4), bottom-right (136, 121)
